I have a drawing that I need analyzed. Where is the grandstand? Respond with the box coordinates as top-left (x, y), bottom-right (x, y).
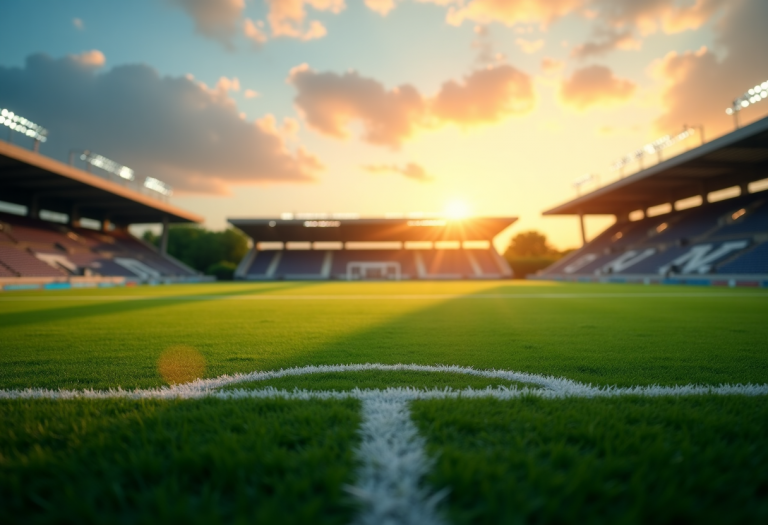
top-left (538, 115), bottom-right (768, 286)
top-left (0, 138), bottom-right (206, 289)
top-left (228, 216), bottom-right (515, 280)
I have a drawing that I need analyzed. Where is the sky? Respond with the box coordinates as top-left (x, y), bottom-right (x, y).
top-left (1, 0), bottom-right (767, 250)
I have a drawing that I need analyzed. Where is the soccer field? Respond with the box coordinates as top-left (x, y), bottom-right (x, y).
top-left (1, 281), bottom-right (767, 524)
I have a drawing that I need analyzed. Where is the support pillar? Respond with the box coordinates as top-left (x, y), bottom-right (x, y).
top-left (578, 213), bottom-right (587, 246)
top-left (160, 215), bottom-right (169, 255)
top-left (69, 205), bottom-right (81, 228)
top-left (740, 182), bottom-right (750, 196)
top-left (27, 195), bottom-right (39, 219)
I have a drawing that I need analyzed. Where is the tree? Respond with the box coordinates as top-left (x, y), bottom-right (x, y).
top-left (504, 230), bottom-right (559, 258)
top-left (143, 226), bottom-right (249, 278)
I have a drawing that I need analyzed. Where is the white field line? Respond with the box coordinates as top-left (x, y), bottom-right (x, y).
top-left (1, 363), bottom-right (767, 400)
top-left (347, 397), bottom-right (447, 525)
top-left (1, 292), bottom-right (767, 302)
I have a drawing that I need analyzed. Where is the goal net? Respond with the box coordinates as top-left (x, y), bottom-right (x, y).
top-left (346, 261), bottom-right (401, 281)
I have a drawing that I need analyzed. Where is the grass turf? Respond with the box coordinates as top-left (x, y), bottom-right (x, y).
top-left (221, 370), bottom-right (532, 391)
top-left (411, 396), bottom-right (768, 524)
top-left (1, 281), bottom-right (767, 390)
top-left (0, 398), bottom-right (361, 525)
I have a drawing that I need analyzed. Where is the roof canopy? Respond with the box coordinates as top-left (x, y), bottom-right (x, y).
top-left (0, 141), bottom-right (202, 225)
top-left (229, 217), bottom-right (517, 243)
top-left (544, 115), bottom-right (768, 216)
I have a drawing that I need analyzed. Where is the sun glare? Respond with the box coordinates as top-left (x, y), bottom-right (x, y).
top-left (444, 199), bottom-right (470, 219)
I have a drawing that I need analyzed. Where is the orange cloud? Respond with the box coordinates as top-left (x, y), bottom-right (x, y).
top-left (570, 28), bottom-right (640, 58)
top-left (560, 65), bottom-right (636, 110)
top-left (244, 88), bottom-right (260, 99)
top-left (169, 0), bottom-right (245, 48)
top-left (363, 162), bottom-right (434, 182)
top-left (289, 64), bottom-right (425, 147)
top-left (70, 50), bottom-right (106, 68)
top-left (541, 57), bottom-right (564, 75)
top-left (289, 64), bottom-right (534, 147)
top-left (365, 0), bottom-right (398, 15)
top-left (431, 65), bottom-right (534, 125)
top-left (244, 18), bottom-right (268, 45)
top-left (266, 0), bottom-right (343, 41)
top-left (652, 1), bottom-right (768, 138)
top-left (442, 0), bottom-right (583, 27)
top-left (516, 38), bottom-right (544, 54)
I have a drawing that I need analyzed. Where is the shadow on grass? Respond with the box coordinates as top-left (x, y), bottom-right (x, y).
top-left (0, 281), bottom-right (322, 330)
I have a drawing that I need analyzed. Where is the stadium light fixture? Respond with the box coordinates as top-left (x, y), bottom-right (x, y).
top-left (726, 80), bottom-right (768, 129)
top-left (143, 176), bottom-right (173, 197)
top-left (610, 127), bottom-right (697, 174)
top-left (0, 108), bottom-right (48, 148)
top-left (573, 174), bottom-right (599, 196)
top-left (78, 150), bottom-right (135, 181)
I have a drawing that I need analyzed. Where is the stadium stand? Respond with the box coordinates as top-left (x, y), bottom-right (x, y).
top-left (538, 115), bottom-right (768, 286)
top-left (229, 217), bottom-right (515, 280)
top-left (0, 137), bottom-right (207, 289)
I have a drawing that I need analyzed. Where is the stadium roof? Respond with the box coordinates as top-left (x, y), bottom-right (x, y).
top-left (228, 217), bottom-right (517, 243)
top-left (544, 115), bottom-right (768, 216)
top-left (0, 140), bottom-right (202, 225)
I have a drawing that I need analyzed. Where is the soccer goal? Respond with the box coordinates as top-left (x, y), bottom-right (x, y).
top-left (346, 261), bottom-right (401, 281)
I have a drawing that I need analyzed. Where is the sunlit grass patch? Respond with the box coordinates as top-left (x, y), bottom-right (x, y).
top-left (219, 369), bottom-right (538, 392)
top-left (411, 395), bottom-right (768, 524)
top-left (0, 398), bottom-right (361, 525)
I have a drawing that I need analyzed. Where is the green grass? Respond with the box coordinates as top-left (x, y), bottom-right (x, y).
top-left (1, 281), bottom-right (766, 389)
top-left (412, 396), bottom-right (768, 524)
top-left (222, 370), bottom-right (532, 391)
top-left (0, 398), bottom-right (361, 525)
top-left (1, 281), bottom-right (767, 523)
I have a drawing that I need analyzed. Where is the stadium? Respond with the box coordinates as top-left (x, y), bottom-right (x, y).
top-left (1, 3), bottom-right (768, 524)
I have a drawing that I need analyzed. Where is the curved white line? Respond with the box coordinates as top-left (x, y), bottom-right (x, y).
top-left (1, 363), bottom-right (766, 400)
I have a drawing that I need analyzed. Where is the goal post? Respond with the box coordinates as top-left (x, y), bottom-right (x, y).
top-left (346, 261), bottom-right (401, 281)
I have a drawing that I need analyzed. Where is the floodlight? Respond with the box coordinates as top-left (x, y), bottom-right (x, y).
top-left (610, 127), bottom-right (696, 172)
top-left (725, 77), bottom-right (768, 127)
top-left (143, 176), bottom-right (173, 196)
top-left (79, 151), bottom-right (135, 181)
top-left (0, 108), bottom-right (48, 142)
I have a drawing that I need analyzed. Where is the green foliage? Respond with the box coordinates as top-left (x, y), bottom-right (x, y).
top-left (206, 261), bottom-right (237, 281)
top-left (143, 226), bottom-right (248, 275)
top-left (505, 230), bottom-right (561, 258)
top-left (0, 398), bottom-right (361, 525)
top-left (504, 231), bottom-right (573, 278)
top-left (507, 256), bottom-right (561, 278)
top-left (413, 396), bottom-right (768, 524)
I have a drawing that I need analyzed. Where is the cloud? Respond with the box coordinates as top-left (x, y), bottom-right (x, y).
top-left (244, 89), bottom-right (260, 99)
top-left (0, 53), bottom-right (322, 194)
top-left (431, 65), bottom-right (535, 124)
top-left (541, 57), bottom-right (564, 75)
top-left (570, 28), bottom-right (640, 59)
top-left (560, 65), bottom-right (636, 110)
top-left (169, 0), bottom-right (245, 47)
top-left (472, 25), bottom-right (506, 66)
top-left (365, 0), bottom-right (398, 16)
top-left (363, 163), bottom-right (434, 182)
top-left (73, 18), bottom-right (84, 30)
top-left (440, 0), bottom-right (584, 27)
top-left (243, 18), bottom-right (268, 45)
top-left (652, 0), bottom-right (768, 137)
top-left (289, 63), bottom-right (534, 147)
top-left (265, 0), bottom-right (343, 41)
top-left (591, 0), bottom-right (726, 36)
top-left (288, 64), bottom-right (425, 147)
top-left (515, 38), bottom-right (544, 54)
top-left (70, 50), bottom-right (106, 68)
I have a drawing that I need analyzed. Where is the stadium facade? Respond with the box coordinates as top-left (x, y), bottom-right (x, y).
top-left (536, 115), bottom-right (768, 287)
top-left (0, 138), bottom-right (208, 290)
top-left (228, 217), bottom-right (515, 280)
